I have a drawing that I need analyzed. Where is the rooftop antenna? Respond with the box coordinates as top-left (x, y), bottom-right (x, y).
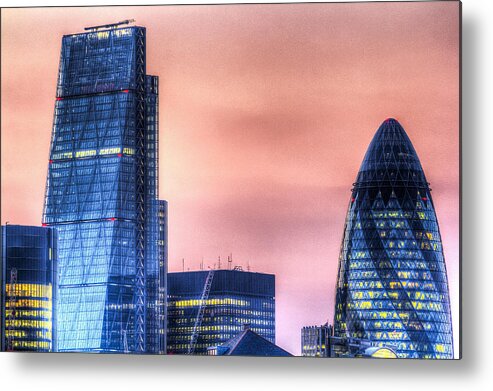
top-left (228, 254), bottom-right (233, 270)
top-left (200, 256), bottom-right (204, 271)
top-left (218, 256), bottom-right (221, 270)
top-left (182, 258), bottom-right (185, 272)
top-left (84, 19), bottom-right (135, 32)
top-left (247, 260), bottom-right (250, 272)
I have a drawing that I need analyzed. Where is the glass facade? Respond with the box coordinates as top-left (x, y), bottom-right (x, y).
top-left (42, 25), bottom-right (162, 353)
top-left (157, 200), bottom-right (168, 354)
top-left (333, 118), bottom-right (454, 359)
top-left (1, 225), bottom-right (57, 352)
top-left (167, 270), bottom-right (275, 355)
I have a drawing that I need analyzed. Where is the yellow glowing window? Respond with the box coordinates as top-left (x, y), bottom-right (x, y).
top-left (353, 292), bottom-right (363, 299)
top-left (52, 152), bottom-right (73, 160)
top-left (96, 31), bottom-right (110, 39)
top-left (99, 147), bottom-right (121, 155)
top-left (75, 150), bottom-right (97, 158)
top-left (435, 344), bottom-right (446, 353)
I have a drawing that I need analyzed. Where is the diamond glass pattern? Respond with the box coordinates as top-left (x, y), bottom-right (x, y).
top-left (42, 26), bottom-right (163, 353)
top-left (333, 119), bottom-right (454, 359)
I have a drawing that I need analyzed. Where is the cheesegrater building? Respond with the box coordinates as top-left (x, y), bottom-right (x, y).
top-left (1, 225), bottom-right (57, 352)
top-left (42, 21), bottom-right (165, 353)
top-left (333, 118), bottom-right (454, 359)
top-left (167, 269), bottom-right (275, 355)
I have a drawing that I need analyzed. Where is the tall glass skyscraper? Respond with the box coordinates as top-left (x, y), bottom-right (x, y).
top-left (1, 225), bottom-right (57, 352)
top-left (333, 118), bottom-right (454, 359)
top-left (42, 23), bottom-right (163, 353)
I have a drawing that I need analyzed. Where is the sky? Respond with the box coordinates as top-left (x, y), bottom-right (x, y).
top-left (1, 2), bottom-right (460, 357)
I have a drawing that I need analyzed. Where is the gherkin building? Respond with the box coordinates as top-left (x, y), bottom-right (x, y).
top-left (333, 118), bottom-right (453, 359)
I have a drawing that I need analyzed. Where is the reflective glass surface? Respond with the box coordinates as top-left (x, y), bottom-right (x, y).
top-left (1, 225), bottom-right (57, 352)
top-left (43, 26), bottom-right (161, 353)
top-left (333, 119), bottom-right (454, 359)
top-left (167, 271), bottom-right (275, 355)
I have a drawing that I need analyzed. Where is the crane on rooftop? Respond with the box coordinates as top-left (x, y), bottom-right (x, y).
top-left (84, 19), bottom-right (135, 32)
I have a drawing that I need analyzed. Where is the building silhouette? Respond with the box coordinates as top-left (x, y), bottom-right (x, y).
top-left (167, 269), bottom-right (275, 355)
top-left (42, 22), bottom-right (163, 353)
top-left (208, 324), bottom-right (291, 357)
top-left (333, 118), bottom-right (454, 359)
top-left (1, 225), bottom-right (57, 352)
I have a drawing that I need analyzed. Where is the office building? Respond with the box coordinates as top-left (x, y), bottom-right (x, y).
top-left (42, 21), bottom-right (162, 353)
top-left (167, 269), bottom-right (275, 355)
top-left (333, 118), bottom-right (454, 359)
top-left (301, 323), bottom-right (332, 357)
top-left (301, 322), bottom-right (397, 358)
top-left (1, 225), bottom-right (57, 352)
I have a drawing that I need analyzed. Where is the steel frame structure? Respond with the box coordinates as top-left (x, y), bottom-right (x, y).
top-left (188, 270), bottom-right (215, 354)
top-left (43, 25), bottom-right (162, 353)
top-left (333, 119), bottom-right (454, 359)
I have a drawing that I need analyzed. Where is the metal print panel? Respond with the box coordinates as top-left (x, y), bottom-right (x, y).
top-left (0, 1), bottom-right (461, 359)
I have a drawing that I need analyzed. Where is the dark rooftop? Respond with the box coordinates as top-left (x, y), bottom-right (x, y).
top-left (214, 325), bottom-right (292, 357)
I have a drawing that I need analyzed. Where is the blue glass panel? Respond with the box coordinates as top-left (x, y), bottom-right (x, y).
top-left (333, 119), bottom-right (454, 359)
top-left (43, 26), bottom-right (160, 353)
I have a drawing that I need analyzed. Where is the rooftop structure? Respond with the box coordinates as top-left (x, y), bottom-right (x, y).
top-left (209, 324), bottom-right (292, 357)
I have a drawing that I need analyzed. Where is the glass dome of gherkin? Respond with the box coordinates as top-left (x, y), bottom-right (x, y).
top-left (333, 118), bottom-right (454, 359)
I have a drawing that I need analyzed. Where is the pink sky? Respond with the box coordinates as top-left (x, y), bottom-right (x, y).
top-left (1, 2), bottom-right (460, 357)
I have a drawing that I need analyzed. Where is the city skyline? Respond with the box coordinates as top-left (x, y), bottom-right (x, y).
top-left (1, 3), bottom-right (459, 356)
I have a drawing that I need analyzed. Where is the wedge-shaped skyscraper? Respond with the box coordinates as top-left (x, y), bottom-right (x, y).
top-left (42, 23), bottom-right (164, 353)
top-left (333, 119), bottom-right (453, 359)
